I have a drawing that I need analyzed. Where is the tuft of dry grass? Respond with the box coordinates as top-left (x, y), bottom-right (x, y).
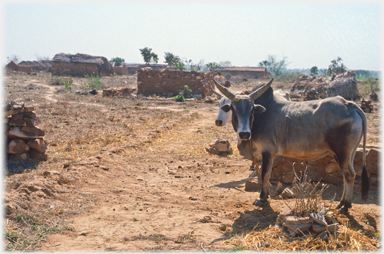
top-left (229, 224), bottom-right (380, 251)
top-left (291, 163), bottom-right (328, 217)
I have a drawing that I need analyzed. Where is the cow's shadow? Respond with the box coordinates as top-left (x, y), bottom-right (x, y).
top-left (209, 202), bottom-right (279, 245)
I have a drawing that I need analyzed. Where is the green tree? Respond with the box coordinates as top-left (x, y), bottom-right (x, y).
top-left (327, 57), bottom-right (347, 76)
top-left (206, 62), bottom-right (221, 68)
top-left (110, 57), bottom-right (125, 66)
top-left (259, 55), bottom-right (289, 77)
top-left (164, 52), bottom-right (181, 66)
top-left (310, 66), bottom-right (318, 75)
top-left (139, 47), bottom-right (158, 65)
top-left (258, 60), bottom-right (270, 68)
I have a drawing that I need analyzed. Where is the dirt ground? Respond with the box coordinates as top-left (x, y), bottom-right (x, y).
top-left (3, 73), bottom-right (381, 251)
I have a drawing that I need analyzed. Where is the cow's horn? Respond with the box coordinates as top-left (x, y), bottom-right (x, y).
top-left (210, 86), bottom-right (223, 98)
top-left (213, 79), bottom-right (236, 101)
top-left (249, 78), bottom-right (274, 101)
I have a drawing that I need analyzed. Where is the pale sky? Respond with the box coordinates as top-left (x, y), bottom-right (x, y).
top-left (2, 2), bottom-right (382, 71)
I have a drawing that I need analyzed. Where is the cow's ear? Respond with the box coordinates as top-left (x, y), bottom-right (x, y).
top-left (221, 104), bottom-right (231, 112)
top-left (254, 104), bottom-right (266, 114)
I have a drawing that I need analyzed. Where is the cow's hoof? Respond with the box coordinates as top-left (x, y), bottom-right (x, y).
top-left (253, 199), bottom-right (266, 207)
top-left (338, 206), bottom-right (349, 214)
top-left (336, 201), bottom-right (344, 210)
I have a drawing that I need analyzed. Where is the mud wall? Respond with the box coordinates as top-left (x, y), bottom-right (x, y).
top-left (51, 62), bottom-right (100, 77)
top-left (137, 68), bottom-right (215, 97)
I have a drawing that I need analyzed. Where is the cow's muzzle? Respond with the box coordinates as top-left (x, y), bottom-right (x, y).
top-left (215, 120), bottom-right (224, 126)
top-left (239, 131), bottom-right (251, 140)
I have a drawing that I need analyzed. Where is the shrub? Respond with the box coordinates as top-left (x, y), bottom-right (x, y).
top-left (50, 76), bottom-right (73, 88)
top-left (173, 94), bottom-right (185, 102)
top-left (84, 72), bottom-right (103, 89)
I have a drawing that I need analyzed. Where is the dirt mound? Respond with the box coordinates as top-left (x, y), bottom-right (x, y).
top-left (290, 71), bottom-right (360, 100)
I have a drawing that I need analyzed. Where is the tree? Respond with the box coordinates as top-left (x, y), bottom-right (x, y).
top-left (310, 66), bottom-right (318, 75)
top-left (327, 57), bottom-right (347, 76)
top-left (110, 57), bottom-right (125, 66)
top-left (259, 55), bottom-right (289, 77)
top-left (258, 60), bottom-right (270, 68)
top-left (139, 47), bottom-right (158, 65)
top-left (206, 62), bottom-right (221, 69)
top-left (164, 52), bottom-right (181, 66)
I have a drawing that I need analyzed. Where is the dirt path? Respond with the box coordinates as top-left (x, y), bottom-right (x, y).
top-left (37, 107), bottom-right (380, 251)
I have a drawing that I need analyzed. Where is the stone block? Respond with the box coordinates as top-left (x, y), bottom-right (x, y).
top-left (8, 139), bottom-right (30, 154)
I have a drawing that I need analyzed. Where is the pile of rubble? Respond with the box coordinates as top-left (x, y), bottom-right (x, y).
top-left (276, 205), bottom-right (340, 240)
top-left (290, 71), bottom-right (360, 101)
top-left (360, 99), bottom-right (374, 113)
top-left (102, 87), bottom-right (136, 97)
top-left (6, 100), bottom-right (48, 161)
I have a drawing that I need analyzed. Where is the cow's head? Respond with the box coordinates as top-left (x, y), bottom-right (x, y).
top-left (213, 78), bottom-right (273, 141)
top-left (211, 87), bottom-right (232, 127)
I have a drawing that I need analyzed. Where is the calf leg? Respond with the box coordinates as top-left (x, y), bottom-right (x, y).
top-left (253, 152), bottom-right (273, 207)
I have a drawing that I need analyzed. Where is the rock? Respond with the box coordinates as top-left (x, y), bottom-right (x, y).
top-left (208, 139), bottom-right (232, 154)
top-left (20, 126), bottom-right (45, 137)
top-left (8, 139), bottom-right (30, 154)
top-left (189, 196), bottom-right (197, 200)
top-left (280, 188), bottom-right (295, 198)
top-left (5, 203), bottom-right (16, 215)
top-left (245, 177), bottom-right (261, 191)
top-left (27, 139), bottom-right (47, 153)
top-left (305, 165), bottom-right (322, 182)
top-left (321, 171), bottom-right (343, 185)
top-left (360, 99), bottom-right (373, 113)
top-left (312, 223), bottom-right (327, 234)
top-left (366, 149), bottom-right (379, 175)
top-left (282, 222), bottom-right (312, 234)
top-left (89, 89), bottom-right (98, 95)
top-left (24, 117), bottom-right (40, 127)
top-left (310, 213), bottom-right (327, 226)
top-left (29, 150), bottom-right (48, 161)
top-left (283, 216), bottom-right (313, 225)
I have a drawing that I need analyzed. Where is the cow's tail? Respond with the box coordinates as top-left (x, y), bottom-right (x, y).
top-left (357, 108), bottom-right (369, 201)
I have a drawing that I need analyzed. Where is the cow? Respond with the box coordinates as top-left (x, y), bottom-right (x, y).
top-left (211, 86), bottom-right (290, 171)
top-left (213, 78), bottom-right (369, 214)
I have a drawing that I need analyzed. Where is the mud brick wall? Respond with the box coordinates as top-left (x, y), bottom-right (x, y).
top-left (113, 65), bottom-right (128, 75)
top-left (137, 69), bottom-right (215, 97)
top-left (6, 101), bottom-right (48, 161)
top-left (52, 62), bottom-right (100, 77)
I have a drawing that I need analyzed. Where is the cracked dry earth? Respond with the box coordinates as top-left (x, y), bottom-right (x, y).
top-left (4, 75), bottom-right (380, 251)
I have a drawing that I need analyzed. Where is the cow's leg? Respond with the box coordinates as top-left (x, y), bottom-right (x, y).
top-left (253, 151), bottom-right (273, 207)
top-left (336, 155), bottom-right (356, 214)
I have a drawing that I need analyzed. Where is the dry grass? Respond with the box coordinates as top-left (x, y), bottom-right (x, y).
top-left (229, 225), bottom-right (380, 251)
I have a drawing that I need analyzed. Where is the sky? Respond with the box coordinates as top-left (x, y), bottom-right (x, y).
top-left (2, 2), bottom-right (382, 71)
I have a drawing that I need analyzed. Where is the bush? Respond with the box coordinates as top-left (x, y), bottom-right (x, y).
top-left (50, 76), bottom-right (73, 87)
top-left (84, 72), bottom-right (103, 89)
top-left (173, 94), bottom-right (185, 102)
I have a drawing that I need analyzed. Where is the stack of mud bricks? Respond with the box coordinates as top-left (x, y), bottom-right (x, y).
top-left (137, 68), bottom-right (215, 97)
top-left (6, 101), bottom-right (48, 161)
